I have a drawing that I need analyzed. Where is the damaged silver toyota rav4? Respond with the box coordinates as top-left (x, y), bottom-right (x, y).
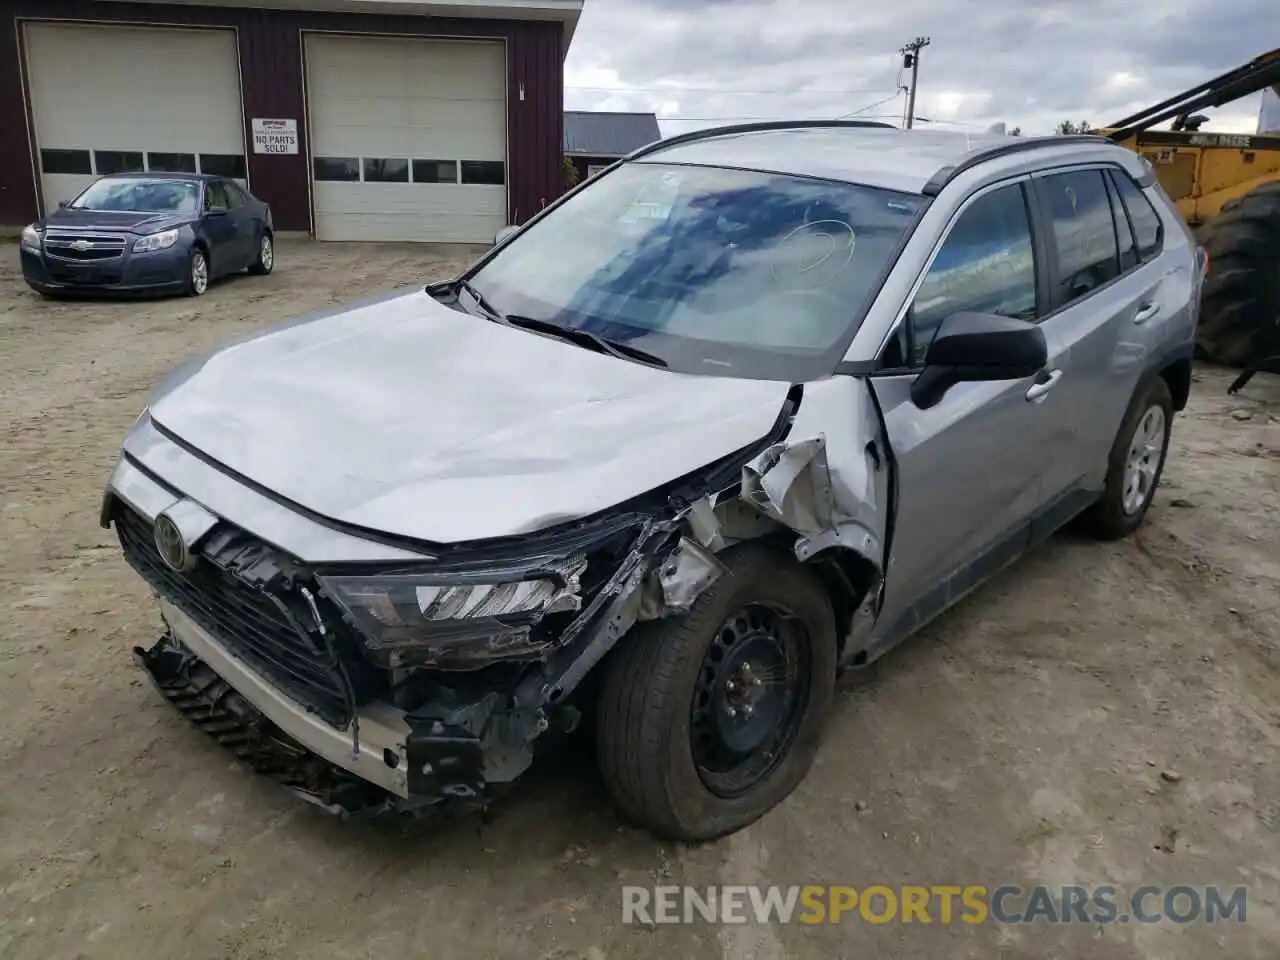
top-left (104, 121), bottom-right (1202, 841)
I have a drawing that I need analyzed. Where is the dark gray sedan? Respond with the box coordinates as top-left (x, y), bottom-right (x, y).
top-left (19, 172), bottom-right (274, 297)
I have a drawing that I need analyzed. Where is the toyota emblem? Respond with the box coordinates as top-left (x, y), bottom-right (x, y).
top-left (153, 512), bottom-right (194, 573)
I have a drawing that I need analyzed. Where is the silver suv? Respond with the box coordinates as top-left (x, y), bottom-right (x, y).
top-left (104, 121), bottom-right (1201, 841)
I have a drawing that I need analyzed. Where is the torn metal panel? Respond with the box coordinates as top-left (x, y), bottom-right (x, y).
top-left (742, 437), bottom-right (834, 538)
top-left (740, 377), bottom-right (891, 571)
top-left (637, 536), bottom-right (728, 620)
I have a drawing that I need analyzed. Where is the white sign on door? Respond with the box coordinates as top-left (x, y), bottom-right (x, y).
top-left (251, 118), bottom-right (299, 155)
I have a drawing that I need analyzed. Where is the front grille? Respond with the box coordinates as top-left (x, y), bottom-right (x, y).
top-left (113, 501), bottom-right (353, 726)
top-left (46, 264), bottom-right (123, 286)
top-left (44, 232), bottom-right (127, 262)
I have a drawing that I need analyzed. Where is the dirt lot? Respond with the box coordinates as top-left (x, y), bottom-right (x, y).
top-left (1, 239), bottom-right (1278, 960)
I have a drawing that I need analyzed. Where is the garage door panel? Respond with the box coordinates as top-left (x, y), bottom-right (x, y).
top-left (25, 23), bottom-right (244, 209)
top-left (307, 34), bottom-right (507, 243)
top-left (26, 25), bottom-right (241, 149)
top-left (316, 184), bottom-right (505, 216)
top-left (316, 115), bottom-right (504, 160)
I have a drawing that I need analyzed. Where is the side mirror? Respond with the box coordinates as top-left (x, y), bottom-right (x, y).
top-left (494, 225), bottom-right (520, 246)
top-left (910, 311), bottom-right (1047, 409)
top-left (57, 200), bottom-right (69, 209)
top-left (205, 205), bottom-right (228, 217)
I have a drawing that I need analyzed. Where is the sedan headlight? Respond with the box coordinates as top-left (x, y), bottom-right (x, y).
top-left (318, 561), bottom-right (585, 668)
top-left (133, 228), bottom-right (180, 253)
top-left (20, 225), bottom-right (41, 253)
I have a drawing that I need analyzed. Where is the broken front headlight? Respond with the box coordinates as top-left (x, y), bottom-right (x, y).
top-left (317, 561), bottom-right (586, 669)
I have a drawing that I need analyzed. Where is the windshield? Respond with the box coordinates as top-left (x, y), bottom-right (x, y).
top-left (465, 162), bottom-right (923, 379)
top-left (70, 178), bottom-right (201, 214)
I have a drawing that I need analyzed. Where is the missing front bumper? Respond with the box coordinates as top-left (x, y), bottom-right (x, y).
top-left (136, 609), bottom-right (499, 818)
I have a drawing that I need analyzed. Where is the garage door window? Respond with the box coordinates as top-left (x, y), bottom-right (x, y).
top-left (314, 157), bottom-right (361, 182)
top-left (363, 158), bottom-right (409, 183)
top-left (40, 149), bottom-right (92, 175)
top-left (200, 154), bottom-right (246, 179)
top-left (96, 150), bottom-right (145, 175)
top-left (461, 161), bottom-right (505, 186)
top-left (148, 152), bottom-right (197, 173)
top-left (412, 159), bottom-right (458, 184)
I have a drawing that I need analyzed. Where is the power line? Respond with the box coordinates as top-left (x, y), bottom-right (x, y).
top-left (565, 82), bottom-right (900, 96)
top-left (837, 90), bottom-right (906, 120)
top-left (657, 112), bottom-right (904, 123)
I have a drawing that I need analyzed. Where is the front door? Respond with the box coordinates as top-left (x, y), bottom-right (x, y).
top-left (869, 177), bottom-right (1056, 644)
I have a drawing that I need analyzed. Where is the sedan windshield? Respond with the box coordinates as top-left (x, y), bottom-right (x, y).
top-left (71, 178), bottom-right (201, 214)
top-left (466, 162), bottom-right (924, 379)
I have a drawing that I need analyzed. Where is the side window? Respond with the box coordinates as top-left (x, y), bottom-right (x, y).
top-left (1108, 170), bottom-right (1164, 262)
top-left (905, 183), bottom-right (1037, 365)
top-left (221, 181), bottom-right (246, 208)
top-left (1106, 174), bottom-right (1138, 272)
top-left (204, 182), bottom-right (226, 211)
top-left (1038, 169), bottom-right (1119, 306)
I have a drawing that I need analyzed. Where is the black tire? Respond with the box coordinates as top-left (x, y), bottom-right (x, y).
top-left (1197, 181), bottom-right (1280, 368)
top-left (596, 542), bottom-right (837, 841)
top-left (186, 247), bottom-right (210, 297)
top-left (248, 231), bottom-right (274, 276)
top-left (1080, 377), bottom-right (1174, 540)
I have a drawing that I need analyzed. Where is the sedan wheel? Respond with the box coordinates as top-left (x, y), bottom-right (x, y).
top-left (187, 250), bottom-right (209, 297)
top-left (249, 233), bottom-right (274, 276)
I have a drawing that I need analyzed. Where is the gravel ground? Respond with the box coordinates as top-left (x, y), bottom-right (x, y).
top-left (1, 239), bottom-right (1278, 960)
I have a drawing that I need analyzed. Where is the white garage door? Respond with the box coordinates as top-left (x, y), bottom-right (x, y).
top-left (306, 35), bottom-right (507, 243)
top-left (23, 23), bottom-right (246, 212)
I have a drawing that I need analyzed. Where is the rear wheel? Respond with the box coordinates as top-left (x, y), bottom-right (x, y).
top-left (596, 543), bottom-right (837, 841)
top-left (249, 232), bottom-right (274, 276)
top-left (1080, 377), bottom-right (1173, 540)
top-left (1197, 182), bottom-right (1280, 369)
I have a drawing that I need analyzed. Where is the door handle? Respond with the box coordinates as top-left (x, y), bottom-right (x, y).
top-left (1025, 368), bottom-right (1063, 402)
top-left (1133, 301), bottom-right (1160, 324)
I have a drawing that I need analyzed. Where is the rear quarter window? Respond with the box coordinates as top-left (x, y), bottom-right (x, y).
top-left (1107, 169), bottom-right (1164, 261)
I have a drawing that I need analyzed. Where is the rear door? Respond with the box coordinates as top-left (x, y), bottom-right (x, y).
top-left (222, 180), bottom-right (258, 268)
top-left (868, 177), bottom-right (1057, 644)
top-left (1025, 165), bottom-right (1174, 533)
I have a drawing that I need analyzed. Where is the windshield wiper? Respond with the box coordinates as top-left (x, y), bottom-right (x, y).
top-left (451, 280), bottom-right (666, 368)
top-left (455, 279), bottom-right (504, 321)
top-left (502, 314), bottom-right (668, 368)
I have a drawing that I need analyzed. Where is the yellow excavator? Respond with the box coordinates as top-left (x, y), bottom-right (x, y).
top-left (1096, 47), bottom-right (1280, 389)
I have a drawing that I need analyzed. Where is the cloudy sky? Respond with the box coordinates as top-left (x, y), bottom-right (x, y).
top-left (562, 0), bottom-right (1271, 137)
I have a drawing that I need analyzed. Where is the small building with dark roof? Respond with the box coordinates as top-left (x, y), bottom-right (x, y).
top-left (563, 110), bottom-right (661, 184)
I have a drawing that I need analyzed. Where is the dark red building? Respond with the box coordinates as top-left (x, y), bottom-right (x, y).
top-left (1, 0), bottom-right (581, 243)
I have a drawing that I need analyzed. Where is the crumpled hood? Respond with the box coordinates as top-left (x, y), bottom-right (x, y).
top-left (147, 288), bottom-right (793, 544)
top-left (43, 208), bottom-right (193, 234)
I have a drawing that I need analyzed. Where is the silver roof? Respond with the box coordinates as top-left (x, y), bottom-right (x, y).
top-left (636, 125), bottom-right (1135, 195)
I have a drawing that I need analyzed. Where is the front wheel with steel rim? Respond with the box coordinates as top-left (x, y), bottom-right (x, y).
top-left (596, 543), bottom-right (837, 841)
top-left (248, 232), bottom-right (274, 275)
top-left (186, 248), bottom-right (209, 297)
top-left (1081, 376), bottom-right (1174, 540)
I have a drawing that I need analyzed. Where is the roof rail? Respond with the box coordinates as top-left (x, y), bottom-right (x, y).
top-left (627, 118), bottom-right (897, 162)
top-left (921, 133), bottom-right (1109, 196)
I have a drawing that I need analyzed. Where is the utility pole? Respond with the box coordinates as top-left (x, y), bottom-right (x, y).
top-left (900, 36), bottom-right (931, 129)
